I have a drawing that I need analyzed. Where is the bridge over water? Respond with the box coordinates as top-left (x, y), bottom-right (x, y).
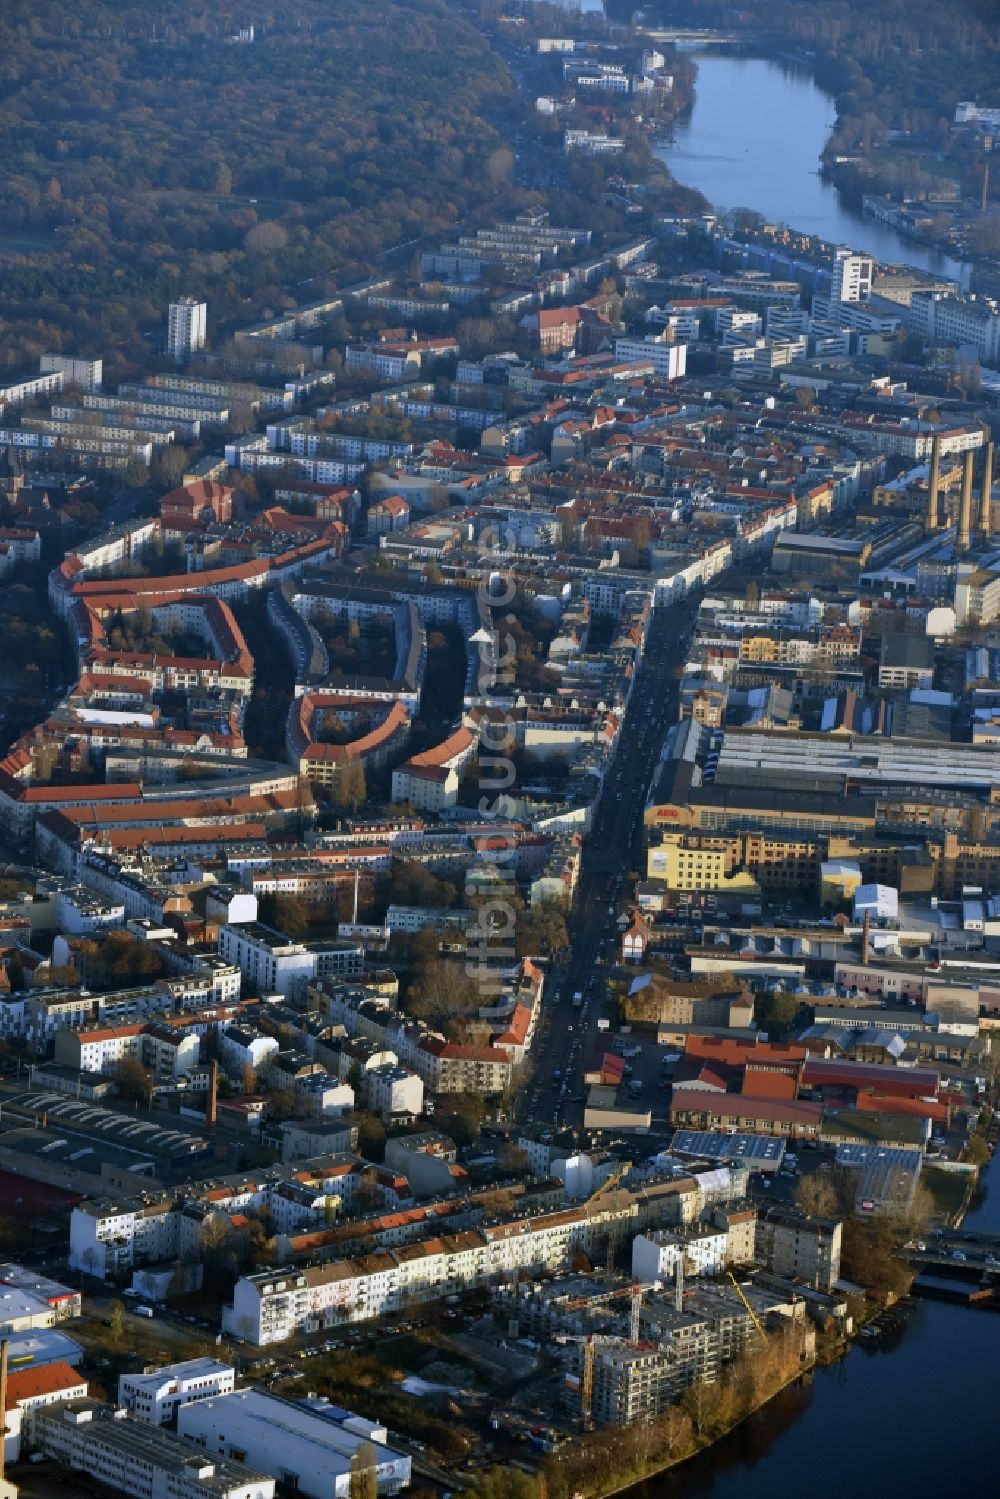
top-left (904, 1228), bottom-right (1000, 1277)
top-left (642, 29), bottom-right (743, 47)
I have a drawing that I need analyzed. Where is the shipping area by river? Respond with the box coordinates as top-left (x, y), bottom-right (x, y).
top-left (632, 46), bottom-right (995, 1499)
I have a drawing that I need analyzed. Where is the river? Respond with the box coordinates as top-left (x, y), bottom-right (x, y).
top-left (655, 52), bottom-right (969, 285)
top-left (634, 1154), bottom-right (999, 1499)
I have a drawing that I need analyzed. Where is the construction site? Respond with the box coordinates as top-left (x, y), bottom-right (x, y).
top-left (492, 1271), bottom-right (815, 1429)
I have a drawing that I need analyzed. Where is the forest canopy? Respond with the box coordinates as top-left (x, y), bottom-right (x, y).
top-left (0, 0), bottom-right (516, 371)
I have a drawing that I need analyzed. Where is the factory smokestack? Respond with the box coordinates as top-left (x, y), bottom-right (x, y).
top-left (980, 442), bottom-right (994, 538)
top-left (926, 435), bottom-right (941, 532)
top-left (958, 450), bottom-right (975, 551)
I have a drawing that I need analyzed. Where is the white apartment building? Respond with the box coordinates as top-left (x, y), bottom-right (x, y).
top-left (169, 961), bottom-right (243, 1009)
top-left (36, 1402), bottom-right (275, 1499)
top-left (118, 1359), bottom-right (236, 1427)
top-left (292, 1073), bottom-right (355, 1119)
top-left (907, 290), bottom-right (1000, 365)
top-left (218, 922), bottom-right (317, 998)
top-left (0, 369), bottom-right (65, 409)
top-left (389, 763), bottom-right (460, 812)
top-left (25, 991), bottom-right (96, 1049)
top-left (414, 1038), bottom-right (512, 1095)
top-left (2, 1360), bottom-right (89, 1463)
top-left (167, 298), bottom-right (208, 363)
top-left (69, 1196), bottom-right (179, 1279)
top-left (0, 526), bottom-right (42, 568)
top-left (613, 337), bottom-right (688, 380)
top-left (69, 1157), bottom-right (368, 1280)
top-left (344, 345), bottom-right (420, 383)
top-left (383, 904), bottom-right (472, 935)
top-left (218, 1026), bottom-right (280, 1079)
top-left (39, 354), bottom-right (103, 391)
top-left (956, 567), bottom-right (1000, 626)
top-left (830, 248), bottom-right (874, 305)
top-left (631, 1227), bottom-right (728, 1283)
top-left (363, 1064), bottom-right (424, 1119)
top-left (55, 887), bottom-right (126, 934)
top-left (223, 1194), bottom-right (656, 1344)
top-left (53, 1023), bottom-right (146, 1074)
top-left (142, 1026), bottom-right (202, 1080)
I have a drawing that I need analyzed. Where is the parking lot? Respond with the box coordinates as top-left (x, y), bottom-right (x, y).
top-left (605, 1029), bottom-right (678, 1124)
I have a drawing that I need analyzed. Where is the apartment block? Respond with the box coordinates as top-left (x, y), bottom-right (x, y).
top-left (118, 1359), bottom-right (236, 1427)
top-left (36, 1401), bottom-right (275, 1499)
top-left (754, 1206), bottom-right (842, 1292)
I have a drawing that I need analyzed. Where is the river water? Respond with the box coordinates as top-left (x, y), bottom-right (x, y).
top-left (635, 1154), bottom-right (999, 1499)
top-left (655, 52), bottom-right (969, 284)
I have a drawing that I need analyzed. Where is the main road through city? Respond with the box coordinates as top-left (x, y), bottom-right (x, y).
top-left (515, 599), bottom-right (699, 1129)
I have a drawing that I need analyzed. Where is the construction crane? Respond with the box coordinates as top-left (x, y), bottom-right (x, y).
top-left (562, 1281), bottom-right (646, 1315)
top-left (559, 1288), bottom-right (647, 1429)
top-left (580, 1162), bottom-right (630, 1280)
top-left (728, 1271), bottom-right (765, 1337)
top-left (580, 1336), bottom-right (594, 1430)
top-left (629, 1284), bottom-right (643, 1344)
top-left (552, 1332), bottom-right (599, 1428)
top-left (583, 1161), bottom-right (629, 1208)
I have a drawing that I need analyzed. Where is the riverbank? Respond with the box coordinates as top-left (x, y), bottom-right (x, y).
top-left (533, 1326), bottom-right (816, 1499)
top-left (652, 50), bottom-right (970, 282)
top-left (564, 1138), bottom-right (995, 1498)
top-left (597, 1361), bottom-right (815, 1499)
top-left (637, 1151), bottom-right (999, 1499)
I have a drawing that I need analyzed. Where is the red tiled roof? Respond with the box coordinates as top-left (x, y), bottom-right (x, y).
top-left (7, 1361), bottom-right (86, 1404)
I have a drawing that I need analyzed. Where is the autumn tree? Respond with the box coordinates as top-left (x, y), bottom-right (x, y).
top-left (244, 221), bottom-right (288, 256)
top-left (407, 958), bottom-right (477, 1031)
top-left (434, 1092), bottom-right (488, 1147)
top-left (840, 1216), bottom-right (913, 1302)
top-left (753, 991), bottom-right (802, 1038)
top-left (356, 1112), bottom-right (387, 1162)
top-left (114, 1055), bottom-right (153, 1105)
top-left (965, 1133), bottom-right (990, 1168)
top-left (793, 1173), bottom-right (843, 1219)
top-left (349, 1440), bottom-right (378, 1499)
top-left (108, 1299), bottom-right (126, 1343)
top-left (332, 759), bottom-right (367, 812)
top-left (152, 445), bottom-right (190, 492)
top-left (384, 860), bottom-right (457, 909)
